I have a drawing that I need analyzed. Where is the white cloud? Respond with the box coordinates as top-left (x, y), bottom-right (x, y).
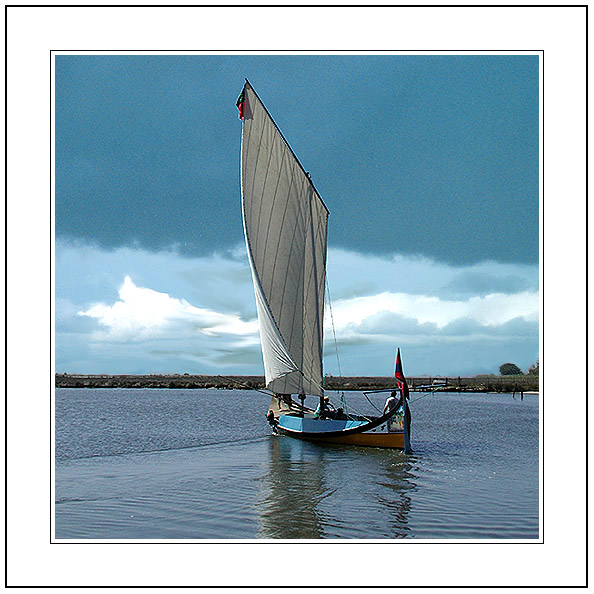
top-left (56, 240), bottom-right (539, 375)
top-left (78, 275), bottom-right (258, 342)
top-left (328, 290), bottom-right (538, 332)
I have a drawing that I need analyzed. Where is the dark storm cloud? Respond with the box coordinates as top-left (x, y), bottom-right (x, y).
top-left (444, 269), bottom-right (538, 297)
top-left (55, 54), bottom-right (539, 265)
top-left (55, 55), bottom-right (244, 254)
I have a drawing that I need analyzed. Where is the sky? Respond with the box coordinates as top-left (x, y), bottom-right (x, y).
top-left (55, 54), bottom-right (540, 377)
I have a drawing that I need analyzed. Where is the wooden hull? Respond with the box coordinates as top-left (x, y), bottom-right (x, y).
top-left (277, 427), bottom-right (405, 449)
top-left (275, 414), bottom-right (407, 449)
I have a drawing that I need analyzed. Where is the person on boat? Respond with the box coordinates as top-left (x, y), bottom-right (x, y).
top-left (277, 393), bottom-right (294, 411)
top-left (313, 396), bottom-right (324, 419)
top-left (266, 409), bottom-right (278, 432)
top-left (314, 395), bottom-right (334, 419)
top-left (323, 396), bottom-right (336, 419)
top-left (383, 391), bottom-right (398, 415)
top-left (335, 407), bottom-right (347, 420)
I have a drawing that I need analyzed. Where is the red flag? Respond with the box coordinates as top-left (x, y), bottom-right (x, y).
top-left (394, 348), bottom-right (405, 382)
top-left (395, 348), bottom-right (409, 400)
top-left (236, 90), bottom-right (245, 120)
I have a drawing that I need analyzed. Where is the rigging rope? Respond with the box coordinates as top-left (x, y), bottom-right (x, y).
top-left (325, 277), bottom-right (347, 412)
top-left (409, 387), bottom-right (444, 404)
top-left (215, 375), bottom-right (274, 397)
top-left (362, 391), bottom-right (384, 414)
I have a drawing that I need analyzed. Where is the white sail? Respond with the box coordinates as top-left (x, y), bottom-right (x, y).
top-left (240, 82), bottom-right (328, 397)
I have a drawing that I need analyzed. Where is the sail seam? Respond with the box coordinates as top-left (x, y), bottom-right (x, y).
top-left (267, 152), bottom-right (297, 361)
top-left (253, 118), bottom-right (276, 259)
top-left (261, 140), bottom-right (291, 303)
top-left (258, 132), bottom-right (299, 392)
top-left (259, 149), bottom-right (304, 387)
top-left (314, 205), bottom-right (328, 382)
top-left (244, 94), bottom-right (282, 340)
top-left (302, 187), bottom-right (317, 387)
top-left (302, 190), bottom-right (327, 392)
top-left (247, 105), bottom-right (267, 256)
top-left (281, 169), bottom-right (307, 388)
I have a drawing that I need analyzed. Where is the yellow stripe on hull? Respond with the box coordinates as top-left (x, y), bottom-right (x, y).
top-left (290, 431), bottom-right (405, 449)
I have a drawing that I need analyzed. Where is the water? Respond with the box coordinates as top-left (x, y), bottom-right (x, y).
top-left (55, 388), bottom-right (539, 539)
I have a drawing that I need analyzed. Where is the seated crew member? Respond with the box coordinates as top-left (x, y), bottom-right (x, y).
top-left (314, 395), bottom-right (334, 419)
top-left (313, 396), bottom-right (324, 419)
top-left (322, 396), bottom-right (336, 419)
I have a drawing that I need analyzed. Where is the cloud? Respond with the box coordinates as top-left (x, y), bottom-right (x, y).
top-left (56, 240), bottom-right (539, 375)
top-left (78, 275), bottom-right (258, 343)
top-left (326, 248), bottom-right (538, 300)
top-left (445, 269), bottom-right (536, 296)
top-left (329, 291), bottom-right (537, 331)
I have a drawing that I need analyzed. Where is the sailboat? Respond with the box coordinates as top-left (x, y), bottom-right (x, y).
top-left (238, 80), bottom-right (412, 451)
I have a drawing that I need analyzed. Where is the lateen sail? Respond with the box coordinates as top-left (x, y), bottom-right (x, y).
top-left (240, 81), bottom-right (328, 397)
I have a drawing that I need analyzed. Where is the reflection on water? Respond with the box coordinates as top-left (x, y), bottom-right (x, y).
top-left (257, 437), bottom-right (326, 538)
top-left (377, 458), bottom-right (415, 538)
top-left (56, 389), bottom-right (539, 539)
top-left (257, 436), bottom-right (417, 538)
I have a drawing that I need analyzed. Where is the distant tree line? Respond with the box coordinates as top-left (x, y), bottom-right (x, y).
top-left (499, 359), bottom-right (539, 376)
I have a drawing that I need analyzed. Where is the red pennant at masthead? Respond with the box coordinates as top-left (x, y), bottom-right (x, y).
top-left (236, 90), bottom-right (245, 120)
top-left (394, 348), bottom-right (405, 382)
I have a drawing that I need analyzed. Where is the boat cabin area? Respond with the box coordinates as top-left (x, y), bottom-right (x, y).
top-left (267, 393), bottom-right (380, 424)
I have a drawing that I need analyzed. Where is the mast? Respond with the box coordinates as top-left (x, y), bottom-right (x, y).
top-left (240, 81), bottom-right (328, 397)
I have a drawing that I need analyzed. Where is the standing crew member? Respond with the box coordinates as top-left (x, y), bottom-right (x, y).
top-left (383, 391), bottom-right (398, 414)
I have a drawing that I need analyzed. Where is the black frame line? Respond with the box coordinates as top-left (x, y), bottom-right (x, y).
top-left (2, 1), bottom-right (582, 588)
top-left (47, 47), bottom-right (547, 544)
top-left (3, 3), bottom-right (592, 7)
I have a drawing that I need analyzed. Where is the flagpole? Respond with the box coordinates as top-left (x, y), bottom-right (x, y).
top-left (395, 348), bottom-right (412, 454)
top-left (403, 381), bottom-right (412, 454)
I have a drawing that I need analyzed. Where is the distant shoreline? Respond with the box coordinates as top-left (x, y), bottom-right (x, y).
top-left (55, 373), bottom-right (538, 393)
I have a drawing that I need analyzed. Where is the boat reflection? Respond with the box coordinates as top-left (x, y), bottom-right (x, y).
top-left (256, 435), bottom-right (328, 538)
top-left (257, 435), bottom-right (416, 538)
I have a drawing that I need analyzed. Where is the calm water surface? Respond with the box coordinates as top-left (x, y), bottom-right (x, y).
top-left (55, 388), bottom-right (539, 539)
